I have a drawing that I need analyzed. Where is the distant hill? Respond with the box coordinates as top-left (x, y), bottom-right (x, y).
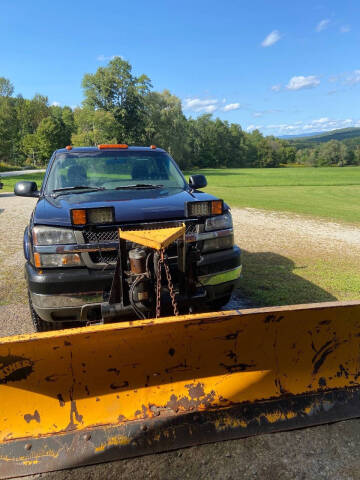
top-left (283, 127), bottom-right (360, 148)
top-left (279, 132), bottom-right (323, 139)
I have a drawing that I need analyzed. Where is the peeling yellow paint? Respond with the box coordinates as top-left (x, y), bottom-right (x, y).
top-left (95, 435), bottom-right (131, 452)
top-left (22, 460), bottom-right (39, 466)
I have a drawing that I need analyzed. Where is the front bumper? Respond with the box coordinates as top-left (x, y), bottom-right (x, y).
top-left (27, 246), bottom-right (241, 323)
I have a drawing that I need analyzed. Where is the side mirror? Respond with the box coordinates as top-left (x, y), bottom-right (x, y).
top-left (14, 181), bottom-right (40, 197)
top-left (189, 174), bottom-right (207, 190)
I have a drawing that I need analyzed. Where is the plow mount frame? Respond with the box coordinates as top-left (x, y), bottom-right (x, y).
top-left (1, 301), bottom-right (360, 478)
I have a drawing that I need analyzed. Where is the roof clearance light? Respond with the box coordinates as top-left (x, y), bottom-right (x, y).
top-left (150, 145), bottom-right (157, 149)
top-left (71, 209), bottom-right (87, 225)
top-left (65, 145), bottom-right (72, 150)
top-left (98, 144), bottom-right (128, 149)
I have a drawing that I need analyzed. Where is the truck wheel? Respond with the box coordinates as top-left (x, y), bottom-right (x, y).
top-left (209, 294), bottom-right (232, 310)
top-left (28, 293), bottom-right (63, 332)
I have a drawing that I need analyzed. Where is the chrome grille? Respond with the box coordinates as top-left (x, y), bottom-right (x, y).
top-left (83, 229), bottom-right (118, 243)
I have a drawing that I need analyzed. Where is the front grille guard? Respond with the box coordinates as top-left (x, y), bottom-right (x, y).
top-left (83, 219), bottom-right (198, 266)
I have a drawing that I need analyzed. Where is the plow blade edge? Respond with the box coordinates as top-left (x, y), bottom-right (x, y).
top-left (1, 301), bottom-right (360, 477)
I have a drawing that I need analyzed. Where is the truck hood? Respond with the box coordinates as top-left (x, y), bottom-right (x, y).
top-left (33, 188), bottom-right (222, 226)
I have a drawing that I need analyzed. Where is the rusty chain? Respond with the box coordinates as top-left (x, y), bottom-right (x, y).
top-left (163, 251), bottom-right (179, 316)
top-left (155, 251), bottom-right (162, 318)
top-left (155, 249), bottom-right (179, 317)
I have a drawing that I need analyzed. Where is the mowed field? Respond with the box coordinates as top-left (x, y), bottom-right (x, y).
top-left (185, 166), bottom-right (360, 224)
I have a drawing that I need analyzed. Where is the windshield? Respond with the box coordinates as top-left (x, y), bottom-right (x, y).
top-left (44, 150), bottom-right (187, 194)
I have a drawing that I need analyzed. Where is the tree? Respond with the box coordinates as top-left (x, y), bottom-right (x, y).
top-left (82, 57), bottom-right (151, 143)
top-left (143, 90), bottom-right (189, 167)
top-left (21, 133), bottom-right (40, 165)
top-left (34, 116), bottom-right (69, 163)
top-left (72, 107), bottom-right (117, 146)
top-left (0, 97), bottom-right (18, 161)
top-left (0, 77), bottom-right (14, 97)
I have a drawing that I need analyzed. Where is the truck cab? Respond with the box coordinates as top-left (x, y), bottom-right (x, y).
top-left (15, 145), bottom-right (241, 330)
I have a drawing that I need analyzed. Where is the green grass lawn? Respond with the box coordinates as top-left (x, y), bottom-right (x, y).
top-left (186, 167), bottom-right (360, 224)
top-left (3, 167), bottom-right (360, 224)
top-left (1, 173), bottom-right (45, 192)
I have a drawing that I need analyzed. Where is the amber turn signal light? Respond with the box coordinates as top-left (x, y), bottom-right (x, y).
top-left (34, 252), bottom-right (41, 268)
top-left (71, 209), bottom-right (87, 225)
top-left (211, 200), bottom-right (223, 215)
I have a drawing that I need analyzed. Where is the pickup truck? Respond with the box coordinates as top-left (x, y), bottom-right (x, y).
top-left (14, 145), bottom-right (241, 331)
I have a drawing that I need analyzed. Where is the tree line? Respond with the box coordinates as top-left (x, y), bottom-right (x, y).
top-left (0, 58), bottom-right (359, 169)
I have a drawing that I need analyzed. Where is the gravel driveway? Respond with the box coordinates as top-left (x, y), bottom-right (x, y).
top-left (2, 192), bottom-right (360, 480)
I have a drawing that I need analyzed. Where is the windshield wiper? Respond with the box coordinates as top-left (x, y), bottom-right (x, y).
top-left (114, 184), bottom-right (164, 190)
top-left (51, 186), bottom-right (106, 197)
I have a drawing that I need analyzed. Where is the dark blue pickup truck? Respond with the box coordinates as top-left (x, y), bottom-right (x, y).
top-left (14, 145), bottom-right (241, 331)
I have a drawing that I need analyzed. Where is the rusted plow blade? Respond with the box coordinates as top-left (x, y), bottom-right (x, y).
top-left (1, 301), bottom-right (360, 478)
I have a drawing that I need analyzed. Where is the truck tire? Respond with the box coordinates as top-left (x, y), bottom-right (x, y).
top-left (209, 294), bottom-right (232, 311)
top-left (28, 292), bottom-right (63, 332)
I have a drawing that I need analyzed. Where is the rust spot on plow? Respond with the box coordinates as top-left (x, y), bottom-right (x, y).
top-left (336, 364), bottom-right (349, 379)
top-left (165, 362), bottom-right (191, 374)
top-left (186, 382), bottom-right (206, 399)
top-left (110, 381), bottom-right (129, 390)
top-left (264, 315), bottom-right (284, 323)
top-left (318, 377), bottom-right (327, 387)
top-left (220, 362), bottom-right (256, 373)
top-left (24, 410), bottom-right (40, 423)
top-left (66, 388), bottom-right (83, 431)
top-left (107, 368), bottom-right (121, 376)
top-left (57, 394), bottom-right (65, 407)
top-left (312, 340), bottom-right (339, 375)
top-left (165, 382), bottom-right (218, 412)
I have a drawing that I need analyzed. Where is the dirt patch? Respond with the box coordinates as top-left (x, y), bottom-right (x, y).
top-left (232, 207), bottom-right (360, 259)
top-left (0, 193), bottom-right (37, 305)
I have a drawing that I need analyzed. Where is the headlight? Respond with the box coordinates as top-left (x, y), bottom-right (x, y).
top-left (32, 226), bottom-right (75, 245)
top-left (34, 253), bottom-right (81, 268)
top-left (186, 200), bottom-right (223, 217)
top-left (205, 213), bottom-right (233, 231)
top-left (202, 234), bottom-right (234, 253)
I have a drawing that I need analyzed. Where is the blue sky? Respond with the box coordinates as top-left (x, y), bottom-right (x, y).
top-left (1, 0), bottom-right (359, 136)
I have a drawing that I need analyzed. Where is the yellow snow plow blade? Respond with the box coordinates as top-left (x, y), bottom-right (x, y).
top-left (1, 301), bottom-right (360, 478)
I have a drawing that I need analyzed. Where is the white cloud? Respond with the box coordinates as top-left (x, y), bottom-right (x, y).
top-left (286, 75), bottom-right (320, 91)
top-left (253, 109), bottom-right (281, 118)
top-left (340, 25), bottom-right (351, 33)
top-left (97, 54), bottom-right (123, 61)
top-left (261, 30), bottom-right (281, 47)
top-left (183, 98), bottom-right (219, 113)
top-left (51, 101), bottom-right (60, 107)
top-left (316, 19), bottom-right (330, 32)
top-left (312, 117), bottom-right (330, 124)
top-left (271, 84), bottom-right (282, 92)
top-left (246, 125), bottom-right (263, 132)
top-left (346, 70), bottom-right (360, 85)
top-left (222, 102), bottom-right (241, 112)
top-left (263, 117), bottom-right (359, 135)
